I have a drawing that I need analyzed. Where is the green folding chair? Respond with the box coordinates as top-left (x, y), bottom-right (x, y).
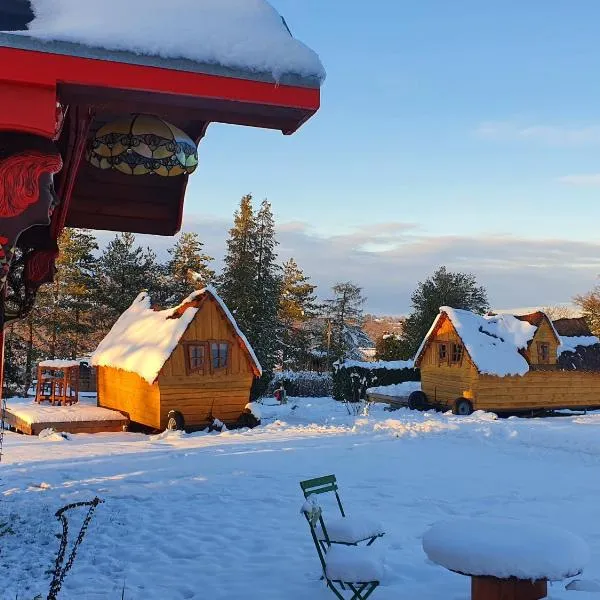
top-left (301, 500), bottom-right (381, 600)
top-left (300, 475), bottom-right (385, 548)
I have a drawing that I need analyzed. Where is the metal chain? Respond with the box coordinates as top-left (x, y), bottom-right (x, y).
top-left (47, 497), bottom-right (103, 600)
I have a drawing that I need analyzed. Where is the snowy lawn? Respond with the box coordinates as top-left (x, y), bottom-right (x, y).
top-left (2, 397), bottom-right (600, 599)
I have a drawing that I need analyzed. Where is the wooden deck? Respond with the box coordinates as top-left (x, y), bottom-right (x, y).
top-left (4, 397), bottom-right (129, 435)
top-left (366, 392), bottom-right (410, 409)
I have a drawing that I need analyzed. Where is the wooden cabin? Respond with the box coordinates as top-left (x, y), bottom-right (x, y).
top-left (92, 286), bottom-right (262, 431)
top-left (413, 307), bottom-right (600, 415)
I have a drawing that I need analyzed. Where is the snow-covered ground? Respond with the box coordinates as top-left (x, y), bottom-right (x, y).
top-left (2, 397), bottom-right (600, 599)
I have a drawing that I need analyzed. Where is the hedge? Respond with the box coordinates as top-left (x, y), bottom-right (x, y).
top-left (332, 359), bottom-right (420, 401)
top-left (266, 370), bottom-right (333, 398)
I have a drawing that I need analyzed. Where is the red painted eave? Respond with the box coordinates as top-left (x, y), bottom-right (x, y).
top-left (0, 45), bottom-right (320, 137)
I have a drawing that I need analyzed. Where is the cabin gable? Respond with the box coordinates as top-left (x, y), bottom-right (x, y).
top-left (419, 314), bottom-right (479, 406)
top-left (156, 295), bottom-right (255, 429)
top-left (524, 317), bottom-right (559, 367)
top-left (158, 295), bottom-right (254, 382)
top-left (417, 314), bottom-right (476, 371)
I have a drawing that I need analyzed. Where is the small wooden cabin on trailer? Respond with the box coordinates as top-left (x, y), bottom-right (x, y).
top-left (92, 286), bottom-right (262, 431)
top-left (412, 307), bottom-right (600, 415)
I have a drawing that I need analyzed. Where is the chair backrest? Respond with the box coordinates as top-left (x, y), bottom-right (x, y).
top-left (300, 474), bottom-right (345, 517)
top-left (301, 501), bottom-right (328, 575)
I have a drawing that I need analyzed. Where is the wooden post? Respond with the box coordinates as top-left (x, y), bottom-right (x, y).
top-left (35, 364), bottom-right (41, 403)
top-left (471, 576), bottom-right (547, 600)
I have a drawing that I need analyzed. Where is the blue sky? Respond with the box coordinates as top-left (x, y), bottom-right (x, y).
top-left (171, 1), bottom-right (600, 314)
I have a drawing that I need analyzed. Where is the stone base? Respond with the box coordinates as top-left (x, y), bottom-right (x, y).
top-left (471, 576), bottom-right (547, 600)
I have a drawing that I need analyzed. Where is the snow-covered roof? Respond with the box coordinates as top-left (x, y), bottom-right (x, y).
top-left (335, 359), bottom-right (415, 371)
top-left (3, 0), bottom-right (325, 84)
top-left (559, 336), bottom-right (600, 355)
top-left (39, 359), bottom-right (80, 369)
top-left (92, 285), bottom-right (261, 384)
top-left (414, 307), bottom-right (560, 377)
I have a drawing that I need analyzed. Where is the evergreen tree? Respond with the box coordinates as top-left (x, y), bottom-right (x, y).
top-left (322, 282), bottom-right (366, 363)
top-left (279, 257), bottom-right (317, 369)
top-left (218, 195), bottom-right (282, 398)
top-left (375, 333), bottom-right (410, 361)
top-left (218, 194), bottom-right (258, 329)
top-left (163, 232), bottom-right (214, 303)
top-left (94, 232), bottom-right (160, 327)
top-left (252, 200), bottom-right (282, 394)
top-left (402, 266), bottom-right (489, 357)
top-left (54, 229), bottom-right (99, 358)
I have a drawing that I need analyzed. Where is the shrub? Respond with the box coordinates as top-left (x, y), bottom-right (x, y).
top-left (332, 359), bottom-right (419, 401)
top-left (266, 371), bottom-right (333, 398)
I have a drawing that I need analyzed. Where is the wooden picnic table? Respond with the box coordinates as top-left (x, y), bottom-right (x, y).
top-left (422, 517), bottom-right (589, 600)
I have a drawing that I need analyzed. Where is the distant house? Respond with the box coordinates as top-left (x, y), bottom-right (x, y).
top-left (92, 286), bottom-right (262, 431)
top-left (412, 307), bottom-right (600, 415)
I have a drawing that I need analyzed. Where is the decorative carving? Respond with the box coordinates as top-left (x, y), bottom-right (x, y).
top-left (0, 132), bottom-right (63, 324)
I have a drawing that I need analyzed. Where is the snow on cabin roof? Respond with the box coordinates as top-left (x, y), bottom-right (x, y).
top-left (559, 335), bottom-right (600, 355)
top-left (39, 359), bottom-right (80, 369)
top-left (3, 0), bottom-right (325, 84)
top-left (415, 307), bottom-right (546, 377)
top-left (91, 285), bottom-right (261, 384)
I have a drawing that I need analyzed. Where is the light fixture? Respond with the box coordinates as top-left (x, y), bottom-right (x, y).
top-left (87, 114), bottom-right (198, 176)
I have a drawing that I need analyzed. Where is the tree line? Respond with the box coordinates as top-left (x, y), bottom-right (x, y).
top-left (4, 195), bottom-right (369, 398)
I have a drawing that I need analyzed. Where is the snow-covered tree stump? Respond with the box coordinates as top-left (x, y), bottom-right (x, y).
top-left (422, 517), bottom-right (590, 600)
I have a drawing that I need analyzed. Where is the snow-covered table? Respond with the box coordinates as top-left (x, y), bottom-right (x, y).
top-left (422, 518), bottom-right (590, 600)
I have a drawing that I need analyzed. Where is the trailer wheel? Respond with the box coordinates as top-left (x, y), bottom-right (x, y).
top-left (408, 391), bottom-right (428, 411)
top-left (167, 410), bottom-right (185, 431)
top-left (453, 398), bottom-right (473, 416)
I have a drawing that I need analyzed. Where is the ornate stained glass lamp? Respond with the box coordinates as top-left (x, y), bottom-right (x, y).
top-left (87, 115), bottom-right (198, 177)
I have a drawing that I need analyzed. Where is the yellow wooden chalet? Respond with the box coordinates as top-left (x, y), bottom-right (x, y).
top-left (92, 286), bottom-right (262, 431)
top-left (412, 307), bottom-right (600, 415)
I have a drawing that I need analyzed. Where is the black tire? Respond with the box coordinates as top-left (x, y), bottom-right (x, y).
top-left (237, 411), bottom-right (260, 429)
top-left (453, 398), bottom-right (473, 416)
top-left (407, 391), bottom-right (428, 411)
top-left (167, 410), bottom-right (185, 431)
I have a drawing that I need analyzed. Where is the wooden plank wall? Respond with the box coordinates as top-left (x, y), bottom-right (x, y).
top-left (97, 366), bottom-right (161, 428)
top-left (157, 296), bottom-right (254, 429)
top-left (420, 316), bottom-right (479, 408)
top-left (476, 370), bottom-right (600, 411)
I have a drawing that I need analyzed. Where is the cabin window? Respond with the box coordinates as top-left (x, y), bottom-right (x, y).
top-left (438, 343), bottom-right (448, 364)
top-left (211, 342), bottom-right (229, 370)
top-left (450, 343), bottom-right (464, 364)
top-left (187, 343), bottom-right (207, 373)
top-left (538, 342), bottom-right (550, 364)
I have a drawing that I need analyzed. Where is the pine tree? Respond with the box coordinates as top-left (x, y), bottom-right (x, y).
top-left (279, 258), bottom-right (317, 369)
top-left (94, 232), bottom-right (160, 327)
top-left (163, 232), bottom-right (215, 303)
top-left (252, 200), bottom-right (282, 394)
top-left (218, 196), bottom-right (282, 398)
top-left (322, 282), bottom-right (366, 363)
top-left (218, 194), bottom-right (258, 330)
top-left (54, 229), bottom-right (99, 358)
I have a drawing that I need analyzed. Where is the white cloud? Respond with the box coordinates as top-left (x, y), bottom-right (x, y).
top-left (476, 121), bottom-right (600, 146)
top-left (94, 217), bottom-right (600, 315)
top-left (558, 174), bottom-right (600, 186)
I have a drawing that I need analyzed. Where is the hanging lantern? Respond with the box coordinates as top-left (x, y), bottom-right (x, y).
top-left (87, 114), bottom-right (198, 176)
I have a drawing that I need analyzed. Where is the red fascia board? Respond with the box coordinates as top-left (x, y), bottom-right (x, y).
top-left (0, 46), bottom-right (320, 112)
